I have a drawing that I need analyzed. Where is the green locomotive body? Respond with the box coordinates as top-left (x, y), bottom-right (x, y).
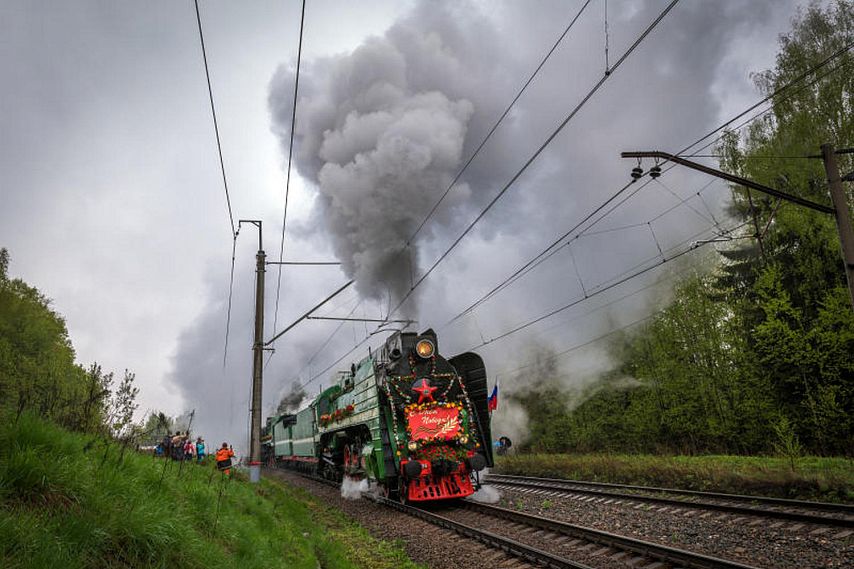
top-left (262, 329), bottom-right (493, 501)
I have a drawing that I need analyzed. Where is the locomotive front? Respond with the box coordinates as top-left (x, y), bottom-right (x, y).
top-left (379, 330), bottom-right (492, 502)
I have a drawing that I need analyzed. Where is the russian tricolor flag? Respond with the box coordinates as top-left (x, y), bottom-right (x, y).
top-left (487, 382), bottom-right (498, 412)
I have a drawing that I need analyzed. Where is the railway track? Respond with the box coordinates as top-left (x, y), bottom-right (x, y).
top-left (486, 473), bottom-right (854, 529)
top-left (276, 468), bottom-right (847, 569)
top-left (441, 500), bottom-right (759, 569)
top-left (290, 469), bottom-right (760, 568)
top-left (372, 495), bottom-right (593, 569)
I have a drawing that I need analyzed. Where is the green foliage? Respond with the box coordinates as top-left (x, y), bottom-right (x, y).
top-left (142, 412), bottom-right (174, 445)
top-left (0, 413), bottom-right (421, 569)
top-left (0, 248), bottom-right (140, 437)
top-left (772, 416), bottom-right (803, 472)
top-left (0, 247), bottom-right (87, 427)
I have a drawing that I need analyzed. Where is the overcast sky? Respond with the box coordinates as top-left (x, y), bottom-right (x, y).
top-left (1, 0), bottom-right (813, 451)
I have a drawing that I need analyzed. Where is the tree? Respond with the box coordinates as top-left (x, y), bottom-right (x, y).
top-left (0, 248), bottom-right (141, 437)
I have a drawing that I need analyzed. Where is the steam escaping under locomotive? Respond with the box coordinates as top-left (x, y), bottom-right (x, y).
top-left (262, 329), bottom-right (493, 502)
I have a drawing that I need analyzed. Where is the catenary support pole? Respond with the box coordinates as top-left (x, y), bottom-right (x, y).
top-left (821, 144), bottom-right (854, 311)
top-left (249, 244), bottom-right (265, 483)
top-left (239, 219), bottom-right (265, 484)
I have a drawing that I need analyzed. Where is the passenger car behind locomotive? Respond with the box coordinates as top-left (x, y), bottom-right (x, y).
top-left (262, 329), bottom-right (493, 501)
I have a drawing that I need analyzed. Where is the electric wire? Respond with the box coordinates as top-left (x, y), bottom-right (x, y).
top-left (444, 41), bottom-right (853, 327)
top-left (193, 0), bottom-right (236, 237)
top-left (388, 0), bottom-right (681, 319)
top-left (445, 178), bottom-right (644, 325)
top-left (493, 258), bottom-right (692, 349)
top-left (652, 178), bottom-right (715, 227)
top-left (679, 39), bottom-right (854, 159)
top-left (494, 311), bottom-right (655, 380)
top-left (464, 218), bottom-right (752, 352)
top-left (282, 297), bottom-right (364, 393)
top-left (272, 0), bottom-right (307, 338)
top-left (406, 0), bottom-right (595, 244)
top-left (193, 0), bottom-right (239, 368)
top-left (223, 235), bottom-right (237, 367)
top-left (578, 178), bottom-right (717, 239)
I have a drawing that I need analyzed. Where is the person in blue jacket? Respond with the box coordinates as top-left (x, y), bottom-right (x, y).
top-left (195, 437), bottom-right (206, 463)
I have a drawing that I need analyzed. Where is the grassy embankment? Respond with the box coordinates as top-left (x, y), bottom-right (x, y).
top-left (0, 413), bottom-right (422, 569)
top-left (495, 454), bottom-right (854, 503)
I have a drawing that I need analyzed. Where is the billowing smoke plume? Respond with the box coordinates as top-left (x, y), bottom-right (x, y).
top-left (276, 383), bottom-right (306, 415)
top-left (269, 3), bottom-right (514, 308)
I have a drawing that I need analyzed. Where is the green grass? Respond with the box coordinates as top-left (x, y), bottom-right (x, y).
top-left (495, 453), bottom-right (854, 502)
top-left (0, 413), bottom-right (423, 569)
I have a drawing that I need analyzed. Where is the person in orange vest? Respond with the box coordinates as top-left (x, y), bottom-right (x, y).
top-left (215, 443), bottom-right (235, 476)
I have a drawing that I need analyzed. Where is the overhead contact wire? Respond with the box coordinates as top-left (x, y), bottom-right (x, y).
top-left (407, 0), bottom-right (595, 244)
top-left (193, 0), bottom-right (240, 367)
top-left (272, 0), bottom-right (307, 338)
top-left (390, 0), bottom-right (681, 319)
top-left (194, 0), bottom-right (235, 237)
top-left (466, 219), bottom-right (751, 351)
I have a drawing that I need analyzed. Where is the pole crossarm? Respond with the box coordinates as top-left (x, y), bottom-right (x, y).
top-left (263, 280), bottom-right (354, 346)
top-left (306, 316), bottom-right (410, 323)
top-left (621, 151), bottom-right (836, 214)
top-left (266, 261), bottom-right (341, 266)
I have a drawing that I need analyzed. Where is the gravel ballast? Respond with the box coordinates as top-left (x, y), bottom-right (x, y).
top-left (265, 469), bottom-right (852, 568)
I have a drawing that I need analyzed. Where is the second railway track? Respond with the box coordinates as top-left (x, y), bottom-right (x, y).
top-left (485, 473), bottom-right (854, 529)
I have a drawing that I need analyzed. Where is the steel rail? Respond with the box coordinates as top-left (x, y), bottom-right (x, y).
top-left (286, 468), bottom-right (590, 568)
top-left (463, 501), bottom-right (758, 569)
top-left (369, 494), bottom-right (593, 569)
top-left (280, 468), bottom-right (759, 568)
top-left (486, 474), bottom-right (854, 528)
top-left (488, 473), bottom-right (854, 513)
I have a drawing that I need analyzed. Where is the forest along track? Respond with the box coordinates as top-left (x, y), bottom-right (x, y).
top-left (425, 500), bottom-right (758, 569)
top-left (486, 473), bottom-right (854, 529)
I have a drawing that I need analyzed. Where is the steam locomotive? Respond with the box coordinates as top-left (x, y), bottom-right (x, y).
top-left (262, 329), bottom-right (493, 502)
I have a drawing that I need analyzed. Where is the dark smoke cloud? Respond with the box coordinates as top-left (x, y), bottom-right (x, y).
top-left (276, 383), bottom-right (306, 415)
top-left (269, 2), bottom-right (522, 307)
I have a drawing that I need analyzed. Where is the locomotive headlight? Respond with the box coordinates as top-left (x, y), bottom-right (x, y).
top-left (407, 441), bottom-right (418, 451)
top-left (415, 339), bottom-right (435, 359)
top-left (459, 435), bottom-right (469, 445)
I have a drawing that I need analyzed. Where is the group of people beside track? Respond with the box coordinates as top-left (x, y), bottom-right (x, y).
top-left (155, 432), bottom-right (207, 462)
top-left (153, 432), bottom-right (236, 475)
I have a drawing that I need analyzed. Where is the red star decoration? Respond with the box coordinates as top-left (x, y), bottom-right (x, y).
top-left (413, 378), bottom-right (437, 403)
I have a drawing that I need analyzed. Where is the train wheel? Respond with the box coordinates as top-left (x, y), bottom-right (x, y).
top-left (343, 445), bottom-right (352, 470)
top-left (397, 477), bottom-right (408, 505)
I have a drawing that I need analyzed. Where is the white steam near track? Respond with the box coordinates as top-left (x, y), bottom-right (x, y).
top-left (468, 485), bottom-right (502, 504)
top-left (341, 475), bottom-right (370, 500)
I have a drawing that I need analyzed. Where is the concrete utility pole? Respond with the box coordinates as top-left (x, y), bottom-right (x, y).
top-left (820, 144), bottom-right (854, 312)
top-left (621, 149), bottom-right (854, 313)
top-left (239, 220), bottom-right (265, 484)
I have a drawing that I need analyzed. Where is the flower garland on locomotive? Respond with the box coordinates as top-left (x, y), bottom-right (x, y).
top-left (384, 334), bottom-right (488, 501)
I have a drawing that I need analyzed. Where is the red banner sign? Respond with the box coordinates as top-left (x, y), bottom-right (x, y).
top-left (407, 407), bottom-right (461, 441)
